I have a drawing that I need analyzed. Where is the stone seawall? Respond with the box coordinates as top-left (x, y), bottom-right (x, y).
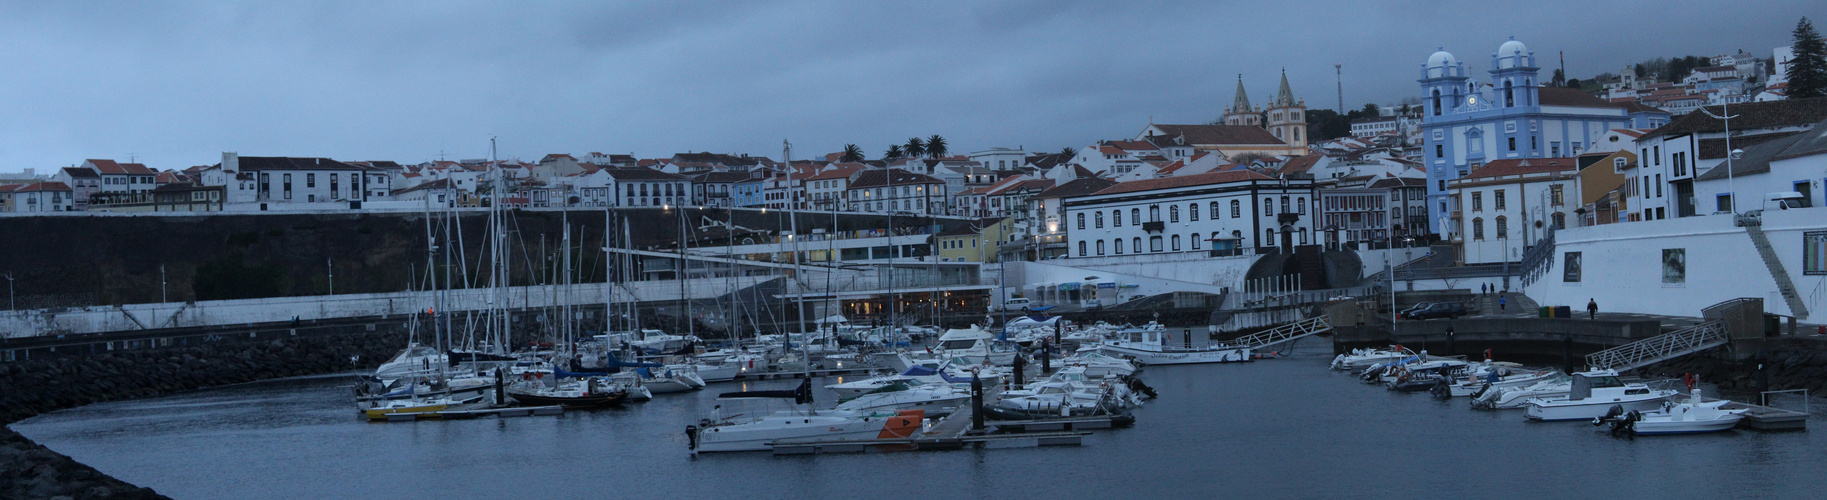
top-left (1640, 338), bottom-right (1827, 396)
top-left (1, 331), bottom-right (411, 499)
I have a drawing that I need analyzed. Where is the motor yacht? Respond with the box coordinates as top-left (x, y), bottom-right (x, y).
top-left (1598, 388), bottom-right (1748, 435)
top-left (688, 380), bottom-right (924, 453)
top-left (1088, 322), bottom-right (1251, 365)
top-left (934, 326), bottom-right (1018, 366)
top-left (833, 380), bottom-right (971, 417)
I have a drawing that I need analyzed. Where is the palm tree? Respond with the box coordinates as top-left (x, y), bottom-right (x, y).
top-left (884, 144), bottom-right (904, 160)
top-left (904, 137), bottom-right (926, 158)
top-left (840, 144), bottom-right (865, 163)
top-left (1059, 147), bottom-right (1077, 159)
top-left (925, 135), bottom-right (948, 158)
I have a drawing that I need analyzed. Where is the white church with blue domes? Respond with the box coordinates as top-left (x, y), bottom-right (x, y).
top-left (1419, 37), bottom-right (1669, 235)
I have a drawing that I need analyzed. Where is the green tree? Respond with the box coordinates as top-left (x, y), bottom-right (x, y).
top-left (1790, 17), bottom-right (1827, 99)
top-left (1361, 103), bottom-right (1380, 117)
top-left (925, 135), bottom-right (948, 158)
top-left (884, 144), bottom-right (904, 161)
top-left (903, 137), bottom-right (925, 158)
top-left (1059, 147), bottom-right (1077, 159)
top-left (1551, 68), bottom-right (1566, 87)
top-left (1566, 78), bottom-right (1582, 89)
top-left (840, 144), bottom-right (865, 163)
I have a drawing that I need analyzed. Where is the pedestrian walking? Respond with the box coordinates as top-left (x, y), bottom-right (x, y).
top-left (1587, 298), bottom-right (1598, 320)
top-left (1499, 296), bottom-right (1507, 312)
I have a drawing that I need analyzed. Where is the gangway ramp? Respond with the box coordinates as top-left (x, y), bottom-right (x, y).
top-left (1222, 316), bottom-right (1332, 350)
top-left (1584, 321), bottom-right (1727, 372)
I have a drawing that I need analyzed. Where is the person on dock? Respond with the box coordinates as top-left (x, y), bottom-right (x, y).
top-left (1498, 296), bottom-right (1506, 312)
top-left (1587, 299), bottom-right (1598, 320)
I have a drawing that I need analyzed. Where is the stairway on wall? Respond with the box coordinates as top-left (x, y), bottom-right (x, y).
top-left (1295, 246), bottom-right (1325, 290)
top-left (1744, 224), bottom-right (1810, 320)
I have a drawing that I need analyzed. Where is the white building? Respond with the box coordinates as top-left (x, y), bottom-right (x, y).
top-left (1063, 170), bottom-right (1317, 259)
top-left (1692, 118), bottom-right (1827, 213)
top-left (846, 168), bottom-right (946, 215)
top-left (81, 159), bottom-right (156, 193)
top-left (604, 167), bottom-right (690, 207)
top-left (1351, 117), bottom-right (1400, 137)
top-left (967, 148), bottom-right (1027, 171)
top-left (1447, 157), bottom-right (1581, 265)
top-left (1629, 98), bottom-right (1827, 220)
top-left (220, 153), bottom-right (373, 207)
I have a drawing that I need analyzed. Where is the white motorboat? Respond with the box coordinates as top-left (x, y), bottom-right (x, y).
top-left (934, 326), bottom-right (1019, 366)
top-left (688, 380), bottom-right (925, 453)
top-left (1472, 372), bottom-right (1573, 409)
top-left (1524, 370), bottom-right (1676, 421)
top-left (825, 360), bottom-right (1001, 401)
top-left (1440, 366), bottom-right (1554, 398)
top-left (373, 344), bottom-right (448, 382)
top-left (1089, 322), bottom-right (1252, 365)
top-left (1061, 351), bottom-right (1139, 378)
top-left (1330, 346), bottom-right (1416, 371)
top-left (1601, 388), bottom-right (1747, 435)
top-left (833, 380), bottom-right (971, 417)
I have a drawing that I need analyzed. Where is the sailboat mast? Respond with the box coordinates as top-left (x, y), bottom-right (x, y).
top-left (680, 205), bottom-right (693, 339)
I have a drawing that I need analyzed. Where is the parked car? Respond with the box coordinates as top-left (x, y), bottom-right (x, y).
top-left (1000, 298), bottom-right (1031, 312)
top-left (1404, 302), bottom-right (1467, 320)
top-left (1395, 302), bottom-right (1439, 317)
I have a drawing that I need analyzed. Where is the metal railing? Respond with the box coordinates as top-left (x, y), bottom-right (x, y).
top-left (1223, 315), bottom-right (1332, 350)
top-left (1584, 321), bottom-right (1726, 372)
top-left (1517, 227), bottom-right (1556, 287)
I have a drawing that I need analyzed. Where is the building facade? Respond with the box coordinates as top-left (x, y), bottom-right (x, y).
top-left (1063, 171), bottom-right (1316, 259)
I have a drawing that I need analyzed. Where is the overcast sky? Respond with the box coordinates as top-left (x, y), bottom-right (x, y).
top-left (2, 1), bottom-right (1822, 173)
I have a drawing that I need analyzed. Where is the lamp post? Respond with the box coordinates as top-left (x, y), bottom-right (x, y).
top-left (4, 272), bottom-right (13, 311)
top-left (1698, 102), bottom-right (1739, 214)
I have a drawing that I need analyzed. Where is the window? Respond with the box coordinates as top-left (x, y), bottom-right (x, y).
top-left (1112, 210), bottom-right (1122, 227)
top-left (1171, 235), bottom-right (1181, 251)
top-left (1189, 203), bottom-right (1199, 221)
top-left (1132, 237), bottom-right (1141, 253)
top-left (1717, 194), bottom-right (1733, 212)
top-left (1614, 158), bottom-right (1626, 172)
top-left (1094, 212), bottom-right (1103, 228)
top-left (1131, 208), bottom-right (1140, 225)
top-left (1169, 205), bottom-right (1179, 223)
top-left (1495, 216), bottom-right (1507, 238)
top-left (1552, 212), bottom-right (1566, 229)
top-left (1531, 136), bottom-right (1537, 150)
top-left (1265, 228), bottom-right (1275, 245)
top-left (1299, 228), bottom-right (1308, 244)
top-left (1432, 89), bottom-right (1442, 116)
top-left (1473, 218), bottom-right (1485, 240)
top-left (1149, 205), bottom-right (1160, 222)
top-left (1190, 234), bottom-right (1201, 250)
top-left (1438, 180), bottom-right (1446, 191)
top-left (1653, 146), bottom-right (1660, 165)
top-left (1550, 184), bottom-right (1564, 205)
top-left (1077, 213), bottom-right (1085, 230)
top-left (1078, 241), bottom-right (1087, 257)
top-left (1654, 175), bottom-right (1662, 197)
top-left (1471, 192), bottom-right (1483, 211)
top-left (1494, 190), bottom-right (1505, 210)
top-left (1210, 202), bottom-right (1220, 219)
top-left (1551, 142), bottom-right (1561, 156)
top-left (1149, 236), bottom-right (1163, 252)
top-left (1264, 198), bottom-right (1274, 214)
top-left (1296, 197), bottom-right (1306, 213)
top-left (1231, 200), bottom-right (1241, 218)
top-left (1281, 196), bottom-right (1290, 213)
top-left (1436, 145), bottom-right (1444, 158)
top-left (1114, 239), bottom-right (1123, 254)
top-left (1095, 240), bottom-right (1105, 255)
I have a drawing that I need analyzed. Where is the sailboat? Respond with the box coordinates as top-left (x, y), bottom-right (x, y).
top-left (687, 379), bottom-right (925, 453)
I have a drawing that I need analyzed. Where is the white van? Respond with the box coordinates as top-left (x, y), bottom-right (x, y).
top-left (1000, 298), bottom-right (1031, 312)
top-left (1767, 191), bottom-right (1809, 210)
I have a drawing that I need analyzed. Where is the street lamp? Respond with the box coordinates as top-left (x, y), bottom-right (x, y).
top-left (3, 272), bottom-right (12, 311)
top-left (1698, 103), bottom-right (1740, 214)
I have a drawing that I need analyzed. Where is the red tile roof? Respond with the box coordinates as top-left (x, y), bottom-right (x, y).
top-left (11, 182), bottom-right (72, 192)
top-left (1087, 170), bottom-right (1272, 196)
top-left (1464, 158), bottom-right (1579, 179)
top-left (1105, 140), bottom-right (1159, 151)
top-left (86, 159), bottom-right (155, 175)
top-left (1276, 155), bottom-right (1322, 175)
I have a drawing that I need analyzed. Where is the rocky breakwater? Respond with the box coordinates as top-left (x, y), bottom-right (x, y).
top-left (1641, 338), bottom-right (1827, 396)
top-left (2, 330), bottom-right (410, 499)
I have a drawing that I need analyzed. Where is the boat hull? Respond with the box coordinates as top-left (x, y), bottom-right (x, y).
top-left (1631, 416), bottom-right (1743, 435)
top-left (693, 411), bottom-right (923, 453)
top-left (1525, 396), bottom-right (1668, 421)
top-left (1095, 344), bottom-right (1253, 365)
top-left (505, 390), bottom-right (627, 409)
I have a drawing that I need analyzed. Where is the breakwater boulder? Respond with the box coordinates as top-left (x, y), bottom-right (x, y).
top-left (1, 330), bottom-right (411, 499)
top-left (1641, 340), bottom-right (1827, 395)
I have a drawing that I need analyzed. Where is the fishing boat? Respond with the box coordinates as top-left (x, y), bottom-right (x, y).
top-left (1596, 386), bottom-right (1747, 436)
top-left (687, 379), bottom-right (924, 453)
top-left (1524, 370), bottom-right (1676, 421)
top-left (1088, 322), bottom-right (1252, 365)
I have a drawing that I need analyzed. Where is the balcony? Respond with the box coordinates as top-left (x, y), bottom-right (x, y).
top-left (1141, 221), bottom-right (1165, 233)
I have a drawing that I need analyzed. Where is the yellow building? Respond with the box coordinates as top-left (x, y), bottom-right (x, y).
top-left (934, 217), bottom-right (1013, 263)
top-left (1577, 149), bottom-right (1637, 225)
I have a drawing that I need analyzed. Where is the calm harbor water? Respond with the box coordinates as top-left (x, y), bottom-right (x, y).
top-left (13, 347), bottom-right (1827, 499)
